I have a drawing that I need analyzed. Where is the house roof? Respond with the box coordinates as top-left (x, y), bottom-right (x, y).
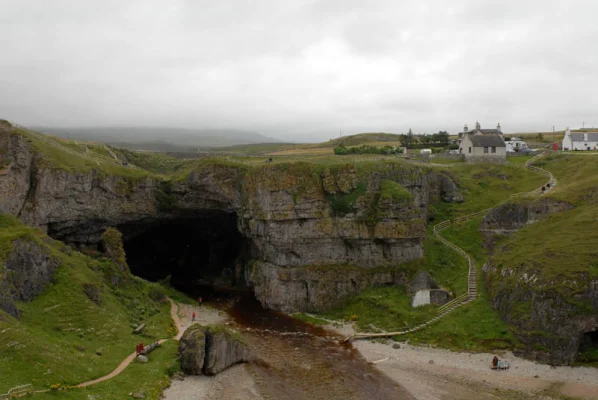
top-left (479, 129), bottom-right (502, 134)
top-left (470, 135), bottom-right (506, 147)
top-left (570, 132), bottom-right (598, 142)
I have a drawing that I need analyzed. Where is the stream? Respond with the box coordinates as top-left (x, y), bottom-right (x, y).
top-left (178, 284), bottom-right (415, 400)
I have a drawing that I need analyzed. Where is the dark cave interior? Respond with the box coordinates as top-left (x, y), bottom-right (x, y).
top-left (578, 330), bottom-right (598, 364)
top-left (119, 212), bottom-right (247, 287)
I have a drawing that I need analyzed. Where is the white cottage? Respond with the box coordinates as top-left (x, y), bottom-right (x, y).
top-left (562, 128), bottom-right (598, 151)
top-left (458, 122), bottom-right (507, 163)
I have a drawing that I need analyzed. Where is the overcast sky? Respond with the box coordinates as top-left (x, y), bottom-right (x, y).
top-left (1, 0), bottom-right (597, 141)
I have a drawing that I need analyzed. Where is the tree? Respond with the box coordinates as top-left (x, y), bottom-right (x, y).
top-left (436, 130), bottom-right (449, 146)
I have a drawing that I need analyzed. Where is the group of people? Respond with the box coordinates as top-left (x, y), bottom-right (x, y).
top-left (492, 355), bottom-right (510, 370)
top-left (191, 297), bottom-right (202, 322)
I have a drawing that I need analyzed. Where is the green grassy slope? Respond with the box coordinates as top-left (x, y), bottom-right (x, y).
top-left (317, 162), bottom-right (546, 351)
top-left (0, 215), bottom-right (178, 397)
top-left (13, 127), bottom-right (151, 179)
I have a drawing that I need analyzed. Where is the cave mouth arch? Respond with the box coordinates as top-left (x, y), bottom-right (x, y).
top-left (118, 211), bottom-right (249, 289)
top-left (578, 330), bottom-right (598, 365)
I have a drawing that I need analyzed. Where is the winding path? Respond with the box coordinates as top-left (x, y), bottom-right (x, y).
top-left (345, 153), bottom-right (556, 342)
top-left (76, 298), bottom-right (184, 388)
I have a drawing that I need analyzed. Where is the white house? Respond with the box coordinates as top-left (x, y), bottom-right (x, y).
top-left (458, 122), bottom-right (507, 163)
top-left (562, 128), bottom-right (598, 151)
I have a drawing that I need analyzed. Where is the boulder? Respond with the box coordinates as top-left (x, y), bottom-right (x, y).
top-left (178, 324), bottom-right (207, 375)
top-left (178, 324), bottom-right (250, 376)
top-left (136, 354), bottom-right (148, 363)
top-left (203, 326), bottom-right (251, 376)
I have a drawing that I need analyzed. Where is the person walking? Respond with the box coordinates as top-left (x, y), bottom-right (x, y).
top-left (192, 312), bottom-right (196, 322)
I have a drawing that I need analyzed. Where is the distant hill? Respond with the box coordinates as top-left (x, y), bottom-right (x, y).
top-left (30, 126), bottom-right (279, 150)
top-left (319, 132), bottom-right (403, 148)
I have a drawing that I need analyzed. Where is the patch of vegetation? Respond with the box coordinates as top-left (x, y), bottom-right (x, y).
top-left (292, 313), bottom-right (329, 325)
top-left (114, 148), bottom-right (193, 175)
top-left (379, 180), bottom-right (412, 202)
top-left (326, 182), bottom-right (367, 215)
top-left (321, 286), bottom-right (438, 331)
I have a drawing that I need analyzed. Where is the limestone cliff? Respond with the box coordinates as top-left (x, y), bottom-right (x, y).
top-left (0, 125), bottom-right (463, 312)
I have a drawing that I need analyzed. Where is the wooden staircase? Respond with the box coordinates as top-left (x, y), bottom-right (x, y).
top-left (343, 154), bottom-right (556, 343)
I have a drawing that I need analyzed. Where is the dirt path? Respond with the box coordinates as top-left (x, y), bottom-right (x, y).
top-left (76, 298), bottom-right (189, 388)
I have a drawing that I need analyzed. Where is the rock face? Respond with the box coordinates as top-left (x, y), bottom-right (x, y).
top-left (178, 324), bottom-right (207, 375)
top-left (479, 199), bottom-right (574, 251)
top-left (0, 239), bottom-right (60, 317)
top-left (178, 324), bottom-right (250, 375)
top-left (203, 326), bottom-right (252, 375)
top-left (480, 199), bottom-right (598, 365)
top-left (485, 261), bottom-right (598, 365)
top-left (248, 261), bottom-right (410, 312)
top-left (0, 127), bottom-right (464, 312)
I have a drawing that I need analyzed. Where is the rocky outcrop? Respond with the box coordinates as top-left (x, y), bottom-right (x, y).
top-left (179, 324), bottom-right (207, 374)
top-left (0, 127), bottom-right (464, 312)
top-left (0, 125), bottom-right (33, 217)
top-left (247, 261), bottom-right (409, 312)
top-left (178, 324), bottom-right (250, 375)
top-left (480, 198), bottom-right (596, 365)
top-left (480, 198), bottom-right (574, 252)
top-left (203, 326), bottom-right (252, 375)
top-left (480, 198), bottom-right (574, 234)
top-left (0, 239), bottom-right (60, 317)
top-left (484, 262), bottom-right (598, 365)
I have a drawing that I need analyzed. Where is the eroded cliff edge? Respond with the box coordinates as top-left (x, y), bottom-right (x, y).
top-left (0, 123), bottom-right (462, 312)
top-left (481, 199), bottom-right (598, 365)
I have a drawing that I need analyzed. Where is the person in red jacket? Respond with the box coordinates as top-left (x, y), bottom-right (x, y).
top-left (192, 312), bottom-right (196, 322)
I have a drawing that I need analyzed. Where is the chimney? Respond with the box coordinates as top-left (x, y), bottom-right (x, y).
top-left (584, 132), bottom-right (588, 142)
top-left (475, 121), bottom-right (481, 130)
top-left (463, 124), bottom-right (468, 133)
top-left (497, 122), bottom-right (501, 132)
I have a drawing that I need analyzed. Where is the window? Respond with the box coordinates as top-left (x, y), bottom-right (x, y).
top-left (484, 147), bottom-right (488, 154)
top-left (491, 146), bottom-right (496, 153)
top-left (468, 147), bottom-right (471, 153)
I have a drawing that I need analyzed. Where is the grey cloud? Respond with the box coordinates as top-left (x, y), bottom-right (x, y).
top-left (1, 0), bottom-right (598, 140)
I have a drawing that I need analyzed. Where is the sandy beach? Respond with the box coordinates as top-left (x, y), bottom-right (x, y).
top-left (163, 309), bottom-right (598, 400)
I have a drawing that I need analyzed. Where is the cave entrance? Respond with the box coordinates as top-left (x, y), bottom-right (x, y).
top-left (578, 330), bottom-right (598, 365)
top-left (119, 212), bottom-right (248, 288)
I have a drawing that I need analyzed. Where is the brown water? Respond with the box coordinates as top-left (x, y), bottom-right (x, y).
top-left (181, 284), bottom-right (415, 400)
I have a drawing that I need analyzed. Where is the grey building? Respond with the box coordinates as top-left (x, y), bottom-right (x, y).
top-left (458, 122), bottom-right (507, 163)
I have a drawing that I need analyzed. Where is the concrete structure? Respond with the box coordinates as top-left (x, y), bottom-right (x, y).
top-left (410, 271), bottom-right (450, 307)
top-left (458, 122), bottom-right (507, 163)
top-left (562, 128), bottom-right (598, 151)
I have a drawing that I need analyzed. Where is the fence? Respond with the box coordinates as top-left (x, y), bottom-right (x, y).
top-left (0, 384), bottom-right (32, 399)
